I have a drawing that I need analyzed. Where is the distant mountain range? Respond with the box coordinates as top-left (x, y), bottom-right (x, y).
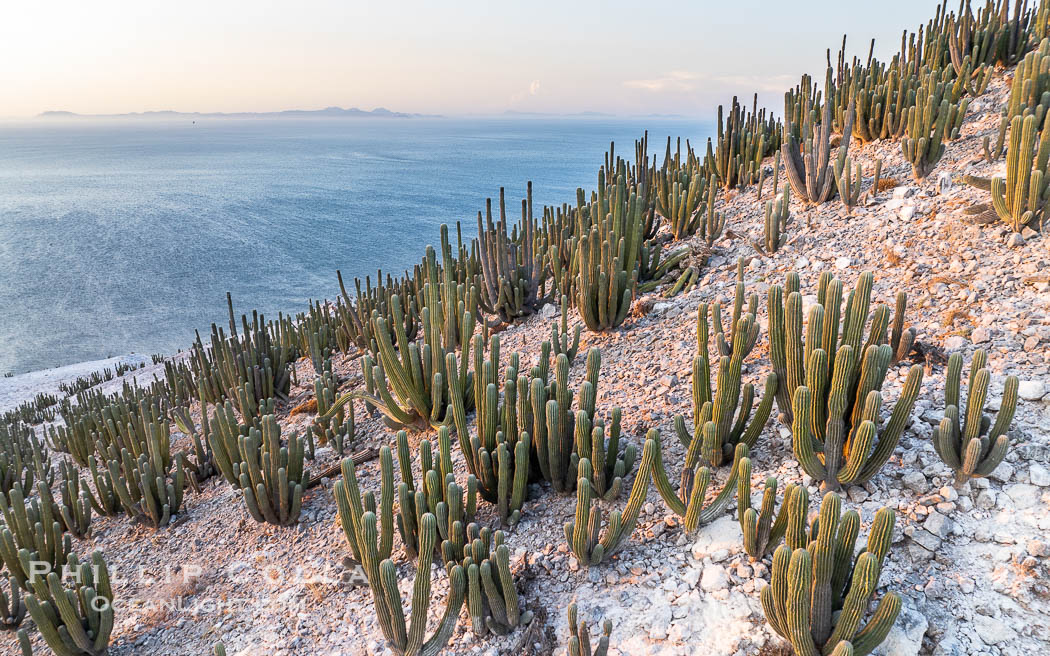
top-left (37, 107), bottom-right (439, 119)
top-left (501, 110), bottom-right (687, 119)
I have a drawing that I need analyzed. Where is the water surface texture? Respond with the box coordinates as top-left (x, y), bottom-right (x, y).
top-left (0, 117), bottom-right (710, 374)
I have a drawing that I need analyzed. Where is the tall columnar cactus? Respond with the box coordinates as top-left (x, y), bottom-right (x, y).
top-left (834, 156), bottom-right (863, 212)
top-left (312, 359), bottom-right (354, 455)
top-left (334, 449), bottom-right (395, 564)
top-left (990, 112), bottom-right (1050, 231)
top-left (529, 349), bottom-right (610, 494)
top-left (901, 71), bottom-right (969, 179)
top-left (55, 462), bottom-right (93, 539)
top-left (709, 258), bottom-right (760, 360)
top-left (564, 448), bottom-right (654, 566)
top-left (763, 187), bottom-right (792, 254)
top-left (551, 296), bottom-right (582, 363)
top-left (575, 408), bottom-right (636, 501)
top-left (567, 602), bottom-right (612, 656)
top-left (0, 575), bottom-right (25, 630)
top-left (453, 527), bottom-right (532, 636)
top-left (84, 456), bottom-right (120, 517)
top-left (395, 428), bottom-right (477, 559)
top-left (232, 414), bottom-right (305, 526)
top-left (700, 175), bottom-right (727, 246)
top-left (0, 484), bottom-right (74, 590)
top-left (677, 309), bottom-right (776, 467)
top-left (782, 70), bottom-right (855, 204)
top-left (475, 184), bottom-right (550, 322)
top-left (447, 337), bottom-right (531, 526)
top-left (737, 458), bottom-right (808, 560)
top-left (934, 350), bottom-right (1019, 483)
top-left (646, 430), bottom-right (746, 533)
top-left (762, 493), bottom-right (900, 656)
top-left (24, 551), bottom-right (114, 656)
top-left (768, 270), bottom-right (923, 480)
top-left (102, 423), bottom-right (186, 529)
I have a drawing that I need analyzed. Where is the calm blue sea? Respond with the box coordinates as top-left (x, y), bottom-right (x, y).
top-left (0, 117), bottom-right (712, 374)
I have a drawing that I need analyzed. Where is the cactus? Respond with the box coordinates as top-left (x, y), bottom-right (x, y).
top-left (452, 527), bottom-right (532, 636)
top-left (990, 112), bottom-right (1050, 231)
top-left (313, 359), bottom-right (355, 455)
top-left (447, 337), bottom-right (532, 525)
top-left (677, 306), bottom-right (776, 467)
top-left (564, 448), bottom-right (654, 566)
top-left (763, 187), bottom-right (792, 254)
top-left (84, 456), bottom-right (120, 517)
top-left (782, 69), bottom-right (855, 204)
top-left (934, 350), bottom-right (1019, 483)
top-left (737, 460), bottom-right (807, 560)
top-left (233, 414), bottom-right (305, 526)
top-left (700, 175), bottom-right (727, 245)
top-left (172, 406), bottom-right (217, 490)
top-left (0, 485), bottom-right (74, 589)
top-left (395, 428), bottom-right (477, 559)
top-left (102, 419), bottom-right (186, 528)
top-left (706, 94), bottom-right (781, 190)
top-left (575, 408), bottom-right (636, 501)
top-left (54, 462), bottom-right (93, 539)
top-left (551, 296), bottom-right (582, 363)
top-left (887, 292), bottom-right (916, 364)
top-left (709, 259), bottom-right (760, 360)
top-left (567, 602), bottom-right (612, 656)
top-left (23, 551), bottom-right (114, 656)
top-left (901, 71), bottom-right (969, 179)
top-left (834, 156), bottom-right (863, 212)
top-left (0, 575), bottom-right (25, 630)
top-left (646, 430), bottom-right (746, 533)
top-left (761, 493), bottom-right (900, 656)
top-left (334, 450), bottom-right (395, 564)
top-left (214, 644), bottom-right (226, 656)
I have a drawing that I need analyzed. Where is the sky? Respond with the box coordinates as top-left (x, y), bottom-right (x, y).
top-left (0, 0), bottom-right (948, 119)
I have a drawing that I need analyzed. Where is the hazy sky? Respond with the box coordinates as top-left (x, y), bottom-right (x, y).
top-left (0, 0), bottom-right (945, 119)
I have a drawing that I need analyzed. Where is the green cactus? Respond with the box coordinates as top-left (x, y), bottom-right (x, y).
top-left (834, 156), bottom-right (863, 212)
top-left (0, 485), bottom-right (74, 588)
top-left (84, 456), bottom-right (120, 517)
top-left (0, 575), bottom-right (25, 630)
top-left (312, 358), bottom-right (355, 455)
top-left (452, 526), bottom-right (532, 636)
top-left (706, 94), bottom-right (780, 190)
top-left (575, 408), bottom-right (636, 501)
top-left (564, 448), bottom-right (654, 566)
top-left (990, 112), bottom-right (1050, 231)
top-left (901, 70), bottom-right (969, 179)
top-left (334, 450), bottom-right (395, 564)
top-left (737, 459), bottom-right (808, 560)
top-left (677, 306), bottom-right (776, 467)
top-left (55, 462), bottom-right (93, 539)
top-left (234, 414), bottom-right (305, 526)
top-left (447, 337), bottom-right (532, 526)
top-left (395, 428), bottom-right (477, 559)
top-left (761, 493), bottom-right (900, 656)
top-left (102, 423), bottom-right (186, 528)
top-left (782, 69), bottom-right (855, 204)
top-left (710, 259), bottom-right (760, 360)
top-left (646, 430), bottom-right (747, 533)
top-left (214, 643), bottom-right (226, 656)
top-left (700, 175), bottom-right (727, 245)
top-left (763, 187), bottom-right (792, 254)
top-left (23, 551), bottom-right (114, 656)
top-left (934, 350), bottom-right (1019, 483)
top-left (567, 601), bottom-right (612, 656)
top-left (551, 296), bottom-right (582, 363)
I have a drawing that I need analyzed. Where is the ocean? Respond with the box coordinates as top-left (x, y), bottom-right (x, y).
top-left (0, 116), bottom-right (711, 375)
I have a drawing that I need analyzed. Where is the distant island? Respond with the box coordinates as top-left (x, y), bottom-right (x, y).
top-left (37, 107), bottom-right (440, 119)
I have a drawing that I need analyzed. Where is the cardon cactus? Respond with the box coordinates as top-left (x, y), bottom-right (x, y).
top-left (447, 337), bottom-right (531, 526)
top-left (767, 272), bottom-right (924, 490)
top-left (313, 359), bottom-right (354, 455)
top-left (763, 187), bottom-right (792, 254)
top-left (551, 296), bottom-right (582, 363)
top-left (233, 414), bottom-right (305, 526)
top-left (568, 601), bottom-right (612, 656)
top-left (334, 449), bottom-right (395, 564)
top-left (104, 446), bottom-right (187, 529)
top-left (782, 69), bottom-right (855, 204)
top-left (1, 575), bottom-right (25, 630)
top-left (55, 462), bottom-right (93, 539)
top-left (737, 459), bottom-right (808, 560)
top-left (677, 308), bottom-right (776, 467)
top-left (24, 551), bottom-right (114, 656)
top-left (710, 258), bottom-right (760, 360)
top-left (564, 448), bottom-right (654, 566)
top-left (901, 70), bottom-right (969, 179)
top-left (762, 493), bottom-right (900, 656)
top-left (834, 156), bottom-right (863, 212)
top-left (0, 486), bottom-right (73, 588)
top-left (452, 526), bottom-right (532, 636)
top-left (646, 430), bottom-right (747, 533)
top-left (395, 428), bottom-right (477, 559)
top-left (934, 350), bottom-right (1019, 483)
top-left (990, 112), bottom-right (1050, 232)
top-left (575, 408), bottom-right (636, 501)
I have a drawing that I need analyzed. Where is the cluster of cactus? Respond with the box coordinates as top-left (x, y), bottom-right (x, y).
top-left (335, 266), bottom-right (420, 353)
top-left (706, 94), bottom-right (781, 190)
top-left (676, 300), bottom-right (775, 467)
top-left (737, 460), bottom-right (807, 560)
top-left (172, 406), bottom-right (218, 491)
top-left (646, 429), bottom-right (747, 533)
top-left (762, 187), bottom-right (792, 254)
top-left (231, 415), bottom-right (305, 526)
top-left (1, 421), bottom-right (50, 496)
top-left (637, 239), bottom-right (691, 294)
top-left (312, 359), bottom-right (354, 454)
top-left (782, 69), bottom-right (856, 204)
top-left (0, 575), bottom-right (25, 630)
top-left (475, 184), bottom-right (550, 322)
top-left (447, 336), bottom-right (532, 525)
top-left (52, 463), bottom-right (93, 539)
top-left (567, 602), bottom-right (612, 656)
top-left (901, 68), bottom-right (969, 179)
top-left (990, 112), bottom-right (1050, 231)
top-left (334, 455), bottom-right (465, 656)
top-left (551, 296), bottom-right (582, 363)
top-left (934, 350), bottom-right (1019, 483)
top-left (453, 527), bottom-right (531, 636)
top-left (709, 259), bottom-right (761, 360)
top-left (24, 551), bottom-right (114, 656)
top-left (762, 493), bottom-right (900, 656)
top-left (768, 271), bottom-right (924, 491)
top-left (564, 447), bottom-right (654, 566)
top-left (655, 141), bottom-right (710, 239)
top-left (0, 485), bottom-right (74, 590)
top-left (834, 156), bottom-right (863, 211)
